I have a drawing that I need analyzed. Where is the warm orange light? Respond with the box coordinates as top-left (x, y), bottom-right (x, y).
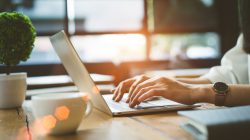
top-left (31, 118), bottom-right (51, 136)
top-left (54, 106), bottom-right (70, 121)
top-left (14, 127), bottom-right (30, 140)
top-left (82, 95), bottom-right (90, 102)
top-left (42, 115), bottom-right (57, 130)
top-left (92, 86), bottom-right (99, 94)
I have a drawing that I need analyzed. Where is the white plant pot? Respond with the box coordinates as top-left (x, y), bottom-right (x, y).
top-left (0, 73), bottom-right (27, 109)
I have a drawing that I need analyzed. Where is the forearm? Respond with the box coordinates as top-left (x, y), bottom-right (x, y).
top-left (177, 77), bottom-right (212, 84)
top-left (192, 84), bottom-right (250, 106)
top-left (225, 85), bottom-right (250, 106)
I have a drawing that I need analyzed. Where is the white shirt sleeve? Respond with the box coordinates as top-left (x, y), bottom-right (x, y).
top-left (201, 34), bottom-right (249, 84)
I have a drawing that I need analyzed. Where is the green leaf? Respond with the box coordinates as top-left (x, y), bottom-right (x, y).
top-left (0, 12), bottom-right (36, 66)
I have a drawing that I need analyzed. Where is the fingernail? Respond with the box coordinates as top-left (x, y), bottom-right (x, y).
top-left (129, 102), bottom-right (134, 108)
top-left (126, 99), bottom-right (129, 103)
top-left (115, 99), bottom-right (119, 102)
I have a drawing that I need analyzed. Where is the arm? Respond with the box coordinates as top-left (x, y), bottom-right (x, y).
top-left (113, 76), bottom-right (250, 108)
top-left (112, 75), bottom-right (211, 102)
top-left (176, 77), bottom-right (212, 84)
top-left (113, 34), bottom-right (249, 107)
top-left (196, 84), bottom-right (250, 106)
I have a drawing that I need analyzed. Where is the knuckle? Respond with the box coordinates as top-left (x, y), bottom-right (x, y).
top-left (120, 81), bottom-right (126, 87)
top-left (137, 83), bottom-right (143, 88)
top-left (157, 77), bottom-right (166, 82)
top-left (118, 82), bottom-right (123, 87)
top-left (139, 74), bottom-right (148, 80)
top-left (140, 88), bottom-right (146, 92)
top-left (131, 84), bottom-right (136, 89)
top-left (141, 75), bottom-right (147, 79)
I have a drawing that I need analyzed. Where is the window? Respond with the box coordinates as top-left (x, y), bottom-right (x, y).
top-left (17, 0), bottom-right (65, 35)
top-left (2, 0), bottom-right (222, 65)
top-left (150, 0), bottom-right (220, 61)
top-left (26, 37), bottom-right (60, 64)
top-left (14, 0), bottom-right (66, 64)
top-left (151, 32), bottom-right (220, 60)
top-left (71, 34), bottom-right (146, 63)
top-left (73, 0), bottom-right (144, 33)
top-left (152, 0), bottom-right (218, 32)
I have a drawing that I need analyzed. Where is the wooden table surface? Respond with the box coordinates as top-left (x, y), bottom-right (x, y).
top-left (0, 101), bottom-right (216, 140)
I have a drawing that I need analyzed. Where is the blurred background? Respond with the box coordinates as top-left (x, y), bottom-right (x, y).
top-left (0, 0), bottom-right (240, 84)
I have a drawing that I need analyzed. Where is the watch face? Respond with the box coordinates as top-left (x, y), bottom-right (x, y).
top-left (214, 82), bottom-right (229, 93)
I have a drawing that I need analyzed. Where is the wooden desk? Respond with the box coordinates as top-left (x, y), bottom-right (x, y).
top-left (0, 101), bottom-right (217, 140)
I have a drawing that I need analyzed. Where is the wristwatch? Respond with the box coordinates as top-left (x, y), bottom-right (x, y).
top-left (213, 82), bottom-right (229, 106)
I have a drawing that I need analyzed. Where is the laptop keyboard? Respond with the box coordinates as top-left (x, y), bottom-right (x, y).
top-left (103, 95), bottom-right (135, 111)
top-left (107, 98), bottom-right (136, 111)
top-left (103, 94), bottom-right (171, 112)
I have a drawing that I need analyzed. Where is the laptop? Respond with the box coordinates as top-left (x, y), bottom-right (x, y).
top-left (49, 30), bottom-right (199, 116)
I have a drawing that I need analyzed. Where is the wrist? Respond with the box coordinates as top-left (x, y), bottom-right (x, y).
top-left (190, 85), bottom-right (215, 104)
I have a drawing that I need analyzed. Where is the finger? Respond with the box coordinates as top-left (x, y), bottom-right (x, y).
top-left (129, 80), bottom-right (155, 103)
top-left (112, 86), bottom-right (120, 100)
top-left (126, 75), bottom-right (149, 103)
top-left (115, 84), bottom-right (127, 102)
top-left (129, 85), bottom-right (158, 107)
top-left (129, 89), bottom-right (144, 108)
top-left (138, 89), bottom-right (162, 102)
top-left (114, 79), bottom-right (135, 102)
top-left (112, 79), bottom-right (133, 100)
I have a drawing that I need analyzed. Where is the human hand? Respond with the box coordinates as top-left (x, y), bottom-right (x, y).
top-left (112, 75), bottom-right (150, 102)
top-left (127, 77), bottom-right (197, 108)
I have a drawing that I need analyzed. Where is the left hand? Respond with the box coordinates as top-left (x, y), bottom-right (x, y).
top-left (127, 77), bottom-right (196, 108)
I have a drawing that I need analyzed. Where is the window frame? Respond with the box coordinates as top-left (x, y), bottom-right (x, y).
top-left (0, 0), bottom-right (240, 84)
top-left (36, 0), bottom-right (229, 61)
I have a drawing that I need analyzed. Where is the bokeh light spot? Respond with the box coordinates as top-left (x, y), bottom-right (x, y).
top-left (42, 115), bottom-right (57, 130)
top-left (54, 106), bottom-right (70, 121)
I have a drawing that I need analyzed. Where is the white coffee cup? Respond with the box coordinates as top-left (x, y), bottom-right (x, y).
top-left (31, 92), bottom-right (92, 135)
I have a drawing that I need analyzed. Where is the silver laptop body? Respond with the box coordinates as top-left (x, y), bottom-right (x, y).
top-left (50, 31), bottom-right (199, 117)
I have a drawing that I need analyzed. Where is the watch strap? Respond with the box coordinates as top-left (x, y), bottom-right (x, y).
top-left (215, 94), bottom-right (226, 106)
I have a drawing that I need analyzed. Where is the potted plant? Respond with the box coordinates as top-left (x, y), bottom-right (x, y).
top-left (0, 12), bottom-right (36, 109)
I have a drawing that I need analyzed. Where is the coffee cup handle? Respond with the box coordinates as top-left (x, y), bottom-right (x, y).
top-left (84, 101), bottom-right (93, 118)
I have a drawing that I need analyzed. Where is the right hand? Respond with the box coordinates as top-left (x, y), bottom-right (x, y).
top-left (112, 75), bottom-right (150, 102)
